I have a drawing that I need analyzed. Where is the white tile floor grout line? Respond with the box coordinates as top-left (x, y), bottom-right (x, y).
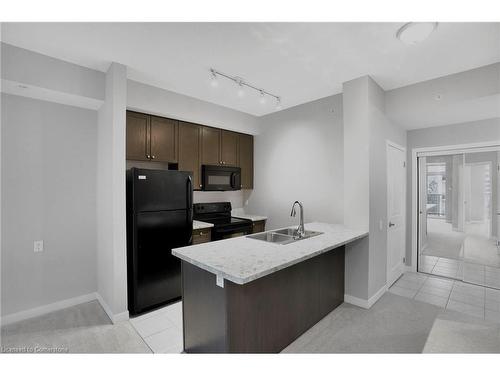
top-left (129, 318), bottom-right (155, 352)
top-left (391, 272), bottom-right (500, 321)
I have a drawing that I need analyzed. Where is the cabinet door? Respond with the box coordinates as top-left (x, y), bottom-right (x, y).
top-left (252, 220), bottom-right (266, 234)
top-left (178, 121), bottom-right (201, 190)
top-left (192, 228), bottom-right (211, 245)
top-left (126, 111), bottom-right (150, 161)
top-left (150, 116), bottom-right (178, 162)
top-left (200, 127), bottom-right (221, 166)
top-left (238, 133), bottom-right (254, 189)
top-left (220, 130), bottom-right (239, 166)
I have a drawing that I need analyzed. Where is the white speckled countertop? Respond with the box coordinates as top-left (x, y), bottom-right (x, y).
top-left (231, 208), bottom-right (267, 222)
top-left (193, 220), bottom-right (214, 230)
top-left (173, 222), bottom-right (367, 285)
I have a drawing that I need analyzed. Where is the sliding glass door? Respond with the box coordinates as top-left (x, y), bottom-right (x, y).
top-left (418, 153), bottom-right (465, 281)
top-left (417, 149), bottom-right (500, 290)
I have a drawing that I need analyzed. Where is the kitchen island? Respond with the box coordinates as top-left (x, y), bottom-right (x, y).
top-left (172, 222), bottom-right (367, 353)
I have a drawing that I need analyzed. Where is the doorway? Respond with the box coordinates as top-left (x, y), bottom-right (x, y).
top-left (416, 147), bottom-right (500, 289)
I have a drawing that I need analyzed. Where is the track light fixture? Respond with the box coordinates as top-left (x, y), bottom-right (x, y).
top-left (209, 68), bottom-right (282, 110)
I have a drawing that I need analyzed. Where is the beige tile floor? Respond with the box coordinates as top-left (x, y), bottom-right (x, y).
top-left (389, 272), bottom-right (500, 323)
top-left (129, 301), bottom-right (183, 353)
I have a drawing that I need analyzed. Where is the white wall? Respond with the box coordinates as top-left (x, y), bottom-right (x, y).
top-left (245, 94), bottom-right (344, 230)
top-left (127, 80), bottom-right (260, 135)
top-left (96, 63), bottom-right (128, 322)
top-left (406, 118), bottom-right (500, 266)
top-left (386, 63), bottom-right (500, 129)
top-left (1, 94), bottom-right (97, 316)
top-left (1, 43), bottom-right (104, 109)
top-left (367, 79), bottom-right (407, 297)
top-left (343, 76), bottom-right (406, 302)
top-left (193, 190), bottom-right (251, 210)
top-left (343, 77), bottom-right (371, 301)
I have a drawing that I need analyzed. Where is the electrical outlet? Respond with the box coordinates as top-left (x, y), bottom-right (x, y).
top-left (34, 240), bottom-right (44, 253)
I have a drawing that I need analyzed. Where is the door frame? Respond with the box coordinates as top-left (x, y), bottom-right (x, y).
top-left (386, 140), bottom-right (407, 286)
top-left (410, 141), bottom-right (500, 272)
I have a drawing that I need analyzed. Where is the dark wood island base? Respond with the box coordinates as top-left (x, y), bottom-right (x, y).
top-left (181, 246), bottom-right (345, 353)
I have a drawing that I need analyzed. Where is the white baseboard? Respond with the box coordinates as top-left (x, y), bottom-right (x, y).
top-left (344, 284), bottom-right (388, 309)
top-left (95, 293), bottom-right (129, 324)
top-left (344, 294), bottom-right (370, 309)
top-left (1, 292), bottom-right (130, 326)
top-left (0, 293), bottom-right (97, 326)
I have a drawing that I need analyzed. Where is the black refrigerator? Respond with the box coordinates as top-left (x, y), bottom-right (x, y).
top-left (127, 168), bottom-right (193, 315)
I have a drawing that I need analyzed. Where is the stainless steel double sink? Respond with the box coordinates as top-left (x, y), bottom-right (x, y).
top-left (246, 228), bottom-right (323, 245)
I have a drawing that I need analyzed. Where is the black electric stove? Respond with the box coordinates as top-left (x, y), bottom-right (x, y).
top-left (193, 202), bottom-right (252, 241)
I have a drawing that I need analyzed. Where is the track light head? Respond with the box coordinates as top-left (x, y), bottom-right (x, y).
top-left (210, 69), bottom-right (218, 87)
top-left (276, 97), bottom-right (282, 110)
top-left (259, 90), bottom-right (266, 104)
top-left (236, 78), bottom-right (245, 97)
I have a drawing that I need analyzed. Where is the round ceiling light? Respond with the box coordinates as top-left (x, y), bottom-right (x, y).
top-left (396, 22), bottom-right (438, 45)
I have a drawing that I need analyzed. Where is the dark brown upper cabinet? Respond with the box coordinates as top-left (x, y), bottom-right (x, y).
top-left (200, 126), bottom-right (221, 166)
top-left (127, 111), bottom-right (254, 191)
top-left (238, 133), bottom-right (254, 189)
top-left (178, 121), bottom-right (201, 189)
top-left (150, 116), bottom-right (178, 162)
top-left (126, 112), bottom-right (150, 161)
top-left (126, 111), bottom-right (178, 162)
top-left (220, 130), bottom-right (239, 166)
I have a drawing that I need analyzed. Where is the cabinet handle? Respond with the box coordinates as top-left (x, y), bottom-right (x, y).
top-left (200, 232), bottom-right (203, 235)
top-left (151, 155), bottom-right (156, 159)
top-left (199, 184), bottom-right (202, 188)
top-left (146, 154), bottom-right (151, 159)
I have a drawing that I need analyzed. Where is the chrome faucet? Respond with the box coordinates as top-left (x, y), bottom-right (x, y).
top-left (290, 201), bottom-right (305, 238)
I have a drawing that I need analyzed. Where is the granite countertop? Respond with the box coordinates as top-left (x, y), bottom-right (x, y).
top-left (173, 222), bottom-right (367, 285)
top-left (193, 220), bottom-right (214, 230)
top-left (231, 208), bottom-right (267, 222)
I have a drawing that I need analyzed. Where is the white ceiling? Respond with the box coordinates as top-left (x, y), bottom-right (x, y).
top-left (2, 22), bottom-right (500, 117)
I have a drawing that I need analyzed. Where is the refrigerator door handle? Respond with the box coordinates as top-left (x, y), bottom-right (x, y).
top-left (187, 176), bottom-right (193, 217)
top-left (186, 176), bottom-right (193, 244)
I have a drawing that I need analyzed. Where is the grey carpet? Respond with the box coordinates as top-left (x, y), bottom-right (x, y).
top-left (282, 293), bottom-right (442, 353)
top-left (1, 300), bottom-right (151, 353)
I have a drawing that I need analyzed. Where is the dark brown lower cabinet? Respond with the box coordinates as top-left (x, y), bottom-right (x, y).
top-left (192, 228), bottom-right (211, 245)
top-left (182, 246), bottom-right (345, 353)
top-left (251, 220), bottom-right (266, 234)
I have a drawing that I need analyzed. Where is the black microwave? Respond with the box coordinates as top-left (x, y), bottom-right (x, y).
top-left (202, 165), bottom-right (241, 191)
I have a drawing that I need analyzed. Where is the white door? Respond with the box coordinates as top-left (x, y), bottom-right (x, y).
top-left (387, 143), bottom-right (406, 286)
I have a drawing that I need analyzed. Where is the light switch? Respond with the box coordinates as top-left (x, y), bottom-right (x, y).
top-left (34, 240), bottom-right (44, 253)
